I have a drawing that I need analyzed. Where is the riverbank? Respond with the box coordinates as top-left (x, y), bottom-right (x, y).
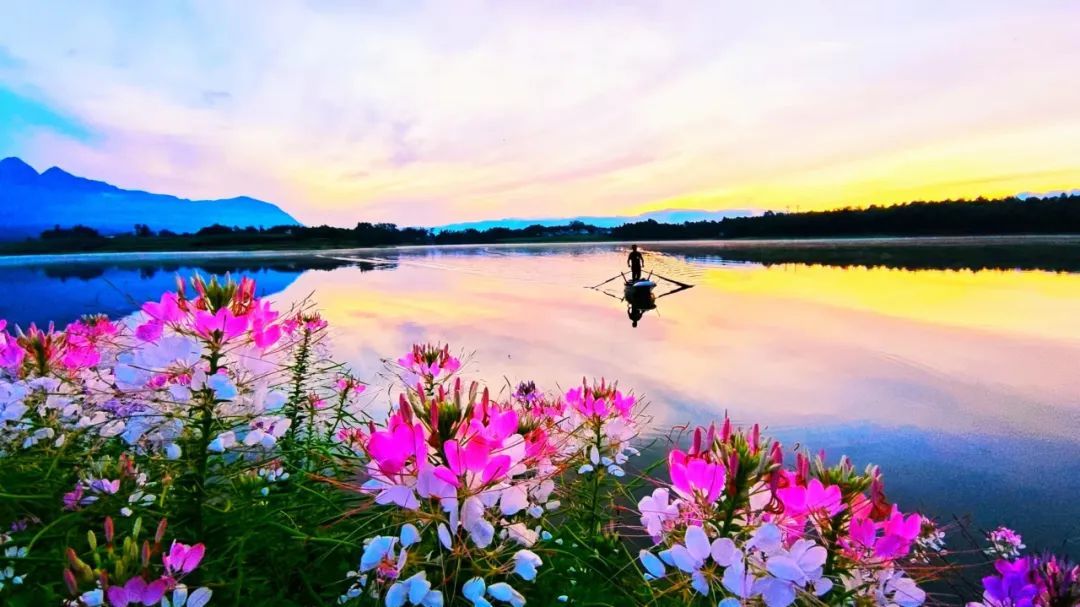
top-left (3, 234), bottom-right (1080, 273)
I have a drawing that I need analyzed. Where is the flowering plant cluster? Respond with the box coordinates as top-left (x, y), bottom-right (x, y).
top-left (967, 527), bottom-right (1079, 607)
top-left (335, 352), bottom-right (645, 606)
top-left (1, 273), bottom-right (1073, 606)
top-left (1, 274), bottom-right (366, 606)
top-left (635, 419), bottom-right (932, 607)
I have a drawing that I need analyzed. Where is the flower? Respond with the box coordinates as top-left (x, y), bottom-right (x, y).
top-left (985, 526), bottom-right (1026, 559)
top-left (512, 549), bottom-right (542, 581)
top-left (106, 576), bottom-right (168, 607)
top-left (162, 541), bottom-right (205, 577)
top-left (400, 524), bottom-right (420, 549)
top-left (976, 558), bottom-right (1038, 607)
top-left (638, 488), bottom-right (680, 542)
top-left (463, 577), bottom-right (492, 607)
top-left (359, 536), bottom-right (405, 579)
top-left (639, 550), bottom-right (667, 580)
top-left (777, 478), bottom-right (843, 519)
top-left (755, 539), bottom-right (831, 607)
top-left (386, 571), bottom-right (443, 607)
top-left (487, 582), bottom-right (525, 607)
top-left (876, 569), bottom-right (927, 607)
top-left (668, 450), bottom-right (726, 505)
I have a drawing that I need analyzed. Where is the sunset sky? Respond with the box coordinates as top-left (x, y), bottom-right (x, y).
top-left (2, 1), bottom-right (1079, 227)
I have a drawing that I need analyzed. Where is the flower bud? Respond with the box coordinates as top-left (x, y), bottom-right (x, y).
top-left (155, 519), bottom-right (168, 545)
top-left (103, 517), bottom-right (115, 543)
top-left (87, 530), bottom-right (98, 551)
top-left (66, 547), bottom-right (81, 569)
top-left (63, 568), bottom-right (79, 595)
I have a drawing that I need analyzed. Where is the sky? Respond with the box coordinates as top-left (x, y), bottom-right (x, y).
top-left (2, 1), bottom-right (1079, 227)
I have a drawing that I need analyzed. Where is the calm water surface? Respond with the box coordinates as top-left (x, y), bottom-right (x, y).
top-left (2, 242), bottom-right (1078, 556)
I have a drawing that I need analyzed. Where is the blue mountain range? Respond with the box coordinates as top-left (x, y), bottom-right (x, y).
top-left (0, 157), bottom-right (300, 240)
top-left (435, 208), bottom-right (758, 232)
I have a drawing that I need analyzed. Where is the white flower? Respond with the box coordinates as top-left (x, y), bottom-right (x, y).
top-left (500, 485), bottom-right (529, 516)
top-left (639, 550), bottom-right (666, 580)
top-left (400, 524), bottom-right (420, 548)
top-left (463, 577), bottom-right (492, 607)
top-left (462, 497), bottom-right (495, 548)
top-left (163, 442), bottom-right (182, 459)
top-left (513, 549), bottom-right (543, 581)
top-left (359, 536), bottom-right (401, 573)
top-left (766, 539), bottom-right (827, 586)
top-left (488, 582), bottom-right (526, 607)
top-left (754, 539), bottom-right (830, 607)
top-left (207, 431), bottom-right (236, 453)
top-left (80, 589), bottom-right (104, 606)
top-left (746, 523), bottom-right (783, 554)
top-left (437, 523), bottom-right (453, 550)
top-left (386, 571), bottom-right (443, 607)
top-left (661, 525), bottom-right (716, 595)
top-left (506, 523), bottom-right (539, 547)
top-left (638, 488), bottom-right (680, 541)
top-left (711, 538), bottom-right (738, 566)
top-left (876, 569), bottom-right (926, 607)
top-left (579, 446), bottom-right (601, 474)
top-left (722, 555), bottom-right (757, 599)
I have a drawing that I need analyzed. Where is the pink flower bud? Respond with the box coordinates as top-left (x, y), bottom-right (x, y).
top-left (63, 569), bottom-right (78, 595)
top-left (155, 519), bottom-right (168, 545)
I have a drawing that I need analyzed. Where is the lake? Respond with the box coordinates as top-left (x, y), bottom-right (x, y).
top-left (2, 239), bottom-right (1078, 557)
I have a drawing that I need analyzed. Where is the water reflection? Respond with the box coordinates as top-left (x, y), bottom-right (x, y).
top-left (597, 275), bottom-right (695, 328)
top-left (0, 254), bottom-right (382, 327)
top-left (2, 242), bottom-right (1079, 555)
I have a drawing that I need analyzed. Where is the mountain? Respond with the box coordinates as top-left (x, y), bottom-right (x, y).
top-left (435, 208), bottom-right (758, 232)
top-left (1017, 189), bottom-right (1080, 200)
top-left (0, 157), bottom-right (301, 240)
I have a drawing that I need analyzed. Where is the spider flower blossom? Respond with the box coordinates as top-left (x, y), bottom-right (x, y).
top-left (640, 420), bottom-right (931, 607)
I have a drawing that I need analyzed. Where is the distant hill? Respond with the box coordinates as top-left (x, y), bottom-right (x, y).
top-left (0, 157), bottom-right (300, 241)
top-left (435, 208), bottom-right (757, 232)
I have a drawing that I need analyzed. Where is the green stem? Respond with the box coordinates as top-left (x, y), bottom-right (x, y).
top-left (283, 329), bottom-right (312, 461)
top-left (586, 420), bottom-right (604, 538)
top-left (190, 348), bottom-right (223, 537)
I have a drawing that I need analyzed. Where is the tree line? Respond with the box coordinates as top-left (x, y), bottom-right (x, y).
top-left (11, 192), bottom-right (1080, 254)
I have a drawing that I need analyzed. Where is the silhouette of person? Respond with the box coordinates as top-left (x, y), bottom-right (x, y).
top-left (627, 245), bottom-right (644, 281)
top-left (627, 303), bottom-right (644, 328)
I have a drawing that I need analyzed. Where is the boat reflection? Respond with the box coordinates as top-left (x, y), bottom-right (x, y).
top-left (594, 271), bottom-right (693, 327)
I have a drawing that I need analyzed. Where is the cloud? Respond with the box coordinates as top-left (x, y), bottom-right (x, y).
top-left (0, 1), bottom-right (1079, 225)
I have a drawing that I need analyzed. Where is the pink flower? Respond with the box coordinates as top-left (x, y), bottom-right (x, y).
top-left (62, 484), bottom-right (84, 510)
top-left (398, 343), bottom-right (461, 380)
top-left (249, 300), bottom-right (282, 349)
top-left (875, 509), bottom-right (921, 559)
top-left (135, 320), bottom-right (164, 342)
top-left (106, 576), bottom-right (168, 607)
top-left (777, 478), bottom-right (844, 519)
top-left (193, 308), bottom-right (249, 343)
top-left (366, 422), bottom-right (427, 477)
top-left (0, 334), bottom-right (24, 370)
top-left (434, 439), bottom-right (512, 488)
top-left (61, 344), bottom-right (100, 369)
top-left (468, 405), bottom-right (519, 447)
top-left (162, 541), bottom-right (206, 577)
top-left (142, 292), bottom-right (184, 323)
top-left (845, 508), bottom-right (922, 561)
top-left (668, 450), bottom-right (726, 505)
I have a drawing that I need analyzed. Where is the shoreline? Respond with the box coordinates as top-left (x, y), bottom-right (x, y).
top-left (3, 233), bottom-right (1080, 266)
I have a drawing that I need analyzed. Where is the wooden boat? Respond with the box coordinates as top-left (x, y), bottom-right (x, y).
top-left (624, 279), bottom-right (657, 307)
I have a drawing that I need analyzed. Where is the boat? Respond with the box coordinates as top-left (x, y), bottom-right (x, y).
top-left (624, 278), bottom-right (657, 307)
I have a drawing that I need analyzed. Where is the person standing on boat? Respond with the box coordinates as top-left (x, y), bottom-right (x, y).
top-left (627, 245), bottom-right (644, 281)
